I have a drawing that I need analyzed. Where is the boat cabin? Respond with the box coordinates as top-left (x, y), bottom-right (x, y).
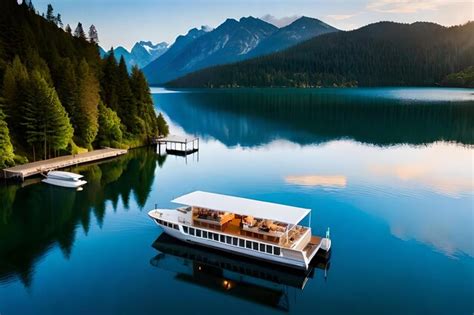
top-left (171, 191), bottom-right (312, 249)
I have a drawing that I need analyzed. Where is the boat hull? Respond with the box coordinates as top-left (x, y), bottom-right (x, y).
top-left (149, 210), bottom-right (310, 270)
top-left (42, 178), bottom-right (87, 188)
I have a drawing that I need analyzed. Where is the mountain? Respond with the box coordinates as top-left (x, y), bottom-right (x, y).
top-left (247, 16), bottom-right (338, 57)
top-left (168, 21), bottom-right (474, 88)
top-left (112, 46), bottom-right (133, 66)
top-left (103, 41), bottom-right (169, 69)
top-left (143, 17), bottom-right (280, 84)
top-left (142, 26), bottom-right (210, 84)
top-left (130, 41), bottom-right (168, 68)
top-left (99, 46), bottom-right (107, 58)
top-left (143, 16), bottom-right (339, 85)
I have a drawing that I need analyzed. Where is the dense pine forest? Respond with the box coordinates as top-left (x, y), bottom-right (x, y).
top-left (0, 0), bottom-right (168, 168)
top-left (168, 21), bottom-right (474, 88)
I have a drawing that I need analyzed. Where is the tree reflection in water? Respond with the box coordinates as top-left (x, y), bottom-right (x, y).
top-left (0, 147), bottom-right (161, 287)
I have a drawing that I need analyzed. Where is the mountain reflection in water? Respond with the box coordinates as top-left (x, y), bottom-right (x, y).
top-left (153, 88), bottom-right (474, 147)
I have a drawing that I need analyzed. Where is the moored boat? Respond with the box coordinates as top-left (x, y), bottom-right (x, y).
top-left (148, 191), bottom-right (331, 270)
top-left (42, 171), bottom-right (87, 188)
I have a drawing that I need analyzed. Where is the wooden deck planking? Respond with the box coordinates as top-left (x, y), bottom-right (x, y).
top-left (2, 148), bottom-right (127, 180)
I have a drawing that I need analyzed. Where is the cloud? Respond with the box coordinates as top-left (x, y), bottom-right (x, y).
top-left (284, 175), bottom-right (347, 188)
top-left (326, 14), bottom-right (356, 20)
top-left (369, 161), bottom-right (473, 198)
top-left (260, 14), bottom-right (301, 28)
top-left (367, 0), bottom-right (454, 13)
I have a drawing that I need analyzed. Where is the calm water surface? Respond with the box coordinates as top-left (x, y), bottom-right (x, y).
top-left (1, 88), bottom-right (473, 314)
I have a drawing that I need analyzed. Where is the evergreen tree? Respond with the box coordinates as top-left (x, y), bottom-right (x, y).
top-left (100, 49), bottom-right (119, 111)
top-left (56, 13), bottom-right (63, 28)
top-left (54, 58), bottom-right (77, 118)
top-left (88, 25), bottom-right (98, 43)
top-left (74, 22), bottom-right (86, 39)
top-left (75, 60), bottom-right (99, 148)
top-left (65, 24), bottom-right (72, 35)
top-left (0, 104), bottom-right (15, 168)
top-left (46, 4), bottom-right (54, 22)
top-left (27, 0), bottom-right (35, 12)
top-left (2, 56), bottom-right (29, 132)
top-left (156, 113), bottom-right (169, 136)
top-left (96, 101), bottom-right (122, 147)
top-left (129, 66), bottom-right (164, 138)
top-left (0, 1), bottom-right (169, 162)
top-left (116, 57), bottom-right (134, 133)
top-left (22, 71), bottom-right (73, 159)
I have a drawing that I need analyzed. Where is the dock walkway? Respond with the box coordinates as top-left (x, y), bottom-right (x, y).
top-left (2, 148), bottom-right (127, 180)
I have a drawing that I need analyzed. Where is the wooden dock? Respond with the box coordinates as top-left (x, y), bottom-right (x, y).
top-left (153, 135), bottom-right (199, 156)
top-left (2, 148), bottom-right (127, 180)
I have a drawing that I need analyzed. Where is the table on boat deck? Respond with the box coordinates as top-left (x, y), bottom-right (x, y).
top-left (193, 214), bottom-right (234, 231)
top-left (241, 225), bottom-right (284, 243)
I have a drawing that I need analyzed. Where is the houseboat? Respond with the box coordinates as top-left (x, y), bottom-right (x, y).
top-left (148, 191), bottom-right (331, 270)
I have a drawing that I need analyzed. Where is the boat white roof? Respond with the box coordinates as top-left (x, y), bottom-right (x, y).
top-left (48, 171), bottom-right (83, 179)
top-left (172, 191), bottom-right (310, 225)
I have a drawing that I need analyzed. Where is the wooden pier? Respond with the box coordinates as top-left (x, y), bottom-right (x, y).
top-left (154, 135), bottom-right (199, 156)
top-left (2, 148), bottom-right (127, 181)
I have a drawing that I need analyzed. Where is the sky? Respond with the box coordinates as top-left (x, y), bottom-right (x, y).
top-left (31, 0), bottom-right (473, 50)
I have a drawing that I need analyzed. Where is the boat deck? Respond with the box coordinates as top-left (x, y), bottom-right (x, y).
top-left (303, 236), bottom-right (322, 260)
top-left (193, 216), bottom-right (309, 249)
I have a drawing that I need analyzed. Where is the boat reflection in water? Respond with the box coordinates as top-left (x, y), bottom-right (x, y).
top-left (150, 234), bottom-right (330, 312)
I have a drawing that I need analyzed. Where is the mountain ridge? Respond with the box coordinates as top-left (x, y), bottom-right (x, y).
top-left (167, 21), bottom-right (474, 88)
top-left (143, 16), bottom-right (338, 85)
top-left (101, 40), bottom-right (169, 69)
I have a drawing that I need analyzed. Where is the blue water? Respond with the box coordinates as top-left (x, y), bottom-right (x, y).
top-left (0, 88), bottom-right (473, 314)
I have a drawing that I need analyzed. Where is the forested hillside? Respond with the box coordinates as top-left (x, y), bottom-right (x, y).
top-left (168, 21), bottom-right (474, 88)
top-left (441, 66), bottom-right (474, 88)
top-left (0, 0), bottom-right (168, 168)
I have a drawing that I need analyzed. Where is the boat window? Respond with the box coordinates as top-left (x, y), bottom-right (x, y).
top-left (220, 235), bottom-right (225, 243)
top-left (259, 243), bottom-right (265, 252)
top-left (208, 232), bottom-right (213, 240)
top-left (246, 241), bottom-right (252, 249)
top-left (232, 238), bottom-right (238, 246)
top-left (226, 236), bottom-right (232, 244)
top-left (213, 233), bottom-right (219, 241)
top-left (239, 239), bottom-right (245, 247)
top-left (174, 224), bottom-right (179, 230)
top-left (203, 231), bottom-right (208, 238)
top-left (196, 229), bottom-right (201, 237)
top-left (183, 226), bottom-right (188, 233)
top-left (252, 242), bottom-right (258, 250)
top-left (274, 247), bottom-right (281, 256)
top-left (189, 228), bottom-right (195, 236)
top-left (266, 245), bottom-right (272, 254)
top-left (156, 219), bottom-right (160, 225)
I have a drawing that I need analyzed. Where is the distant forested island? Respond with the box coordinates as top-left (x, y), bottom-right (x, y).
top-left (0, 0), bottom-right (168, 168)
top-left (168, 21), bottom-right (474, 88)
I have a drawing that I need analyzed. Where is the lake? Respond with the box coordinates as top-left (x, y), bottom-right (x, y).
top-left (1, 87), bottom-right (473, 314)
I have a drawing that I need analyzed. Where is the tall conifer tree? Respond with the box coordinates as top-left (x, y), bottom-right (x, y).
top-left (116, 57), bottom-right (134, 133)
top-left (75, 59), bottom-right (99, 148)
top-left (22, 71), bottom-right (73, 159)
top-left (0, 104), bottom-right (15, 168)
top-left (74, 22), bottom-right (86, 39)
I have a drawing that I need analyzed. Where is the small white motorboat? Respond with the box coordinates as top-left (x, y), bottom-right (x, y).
top-left (42, 171), bottom-right (87, 188)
